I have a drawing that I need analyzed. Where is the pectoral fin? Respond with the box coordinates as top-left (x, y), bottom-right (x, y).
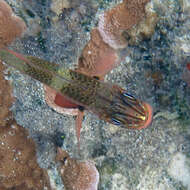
top-left (76, 108), bottom-right (84, 154)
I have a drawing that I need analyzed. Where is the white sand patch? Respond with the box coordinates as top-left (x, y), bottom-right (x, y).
top-left (168, 152), bottom-right (190, 190)
top-left (111, 173), bottom-right (129, 190)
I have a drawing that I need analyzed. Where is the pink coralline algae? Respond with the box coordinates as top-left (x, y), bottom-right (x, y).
top-left (0, 0), bottom-right (26, 48)
top-left (98, 0), bottom-right (150, 49)
top-left (56, 148), bottom-right (99, 190)
top-left (77, 28), bottom-right (118, 78)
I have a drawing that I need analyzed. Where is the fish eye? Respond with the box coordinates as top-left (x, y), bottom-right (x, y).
top-left (122, 92), bottom-right (135, 100)
top-left (111, 118), bottom-right (121, 125)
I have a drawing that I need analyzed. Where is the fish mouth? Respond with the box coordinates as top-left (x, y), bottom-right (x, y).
top-left (131, 102), bottom-right (153, 130)
top-left (109, 99), bottom-right (153, 129)
top-left (107, 89), bottom-right (153, 129)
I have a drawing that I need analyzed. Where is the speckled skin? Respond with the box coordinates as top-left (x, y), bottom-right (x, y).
top-left (0, 49), bottom-right (151, 129)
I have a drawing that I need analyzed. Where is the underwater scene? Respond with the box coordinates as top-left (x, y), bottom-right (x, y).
top-left (0, 0), bottom-right (190, 189)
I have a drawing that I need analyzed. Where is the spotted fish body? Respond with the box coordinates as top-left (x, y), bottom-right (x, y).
top-left (0, 49), bottom-right (152, 129)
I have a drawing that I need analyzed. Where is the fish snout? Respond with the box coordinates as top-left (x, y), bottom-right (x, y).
top-left (110, 92), bottom-right (153, 129)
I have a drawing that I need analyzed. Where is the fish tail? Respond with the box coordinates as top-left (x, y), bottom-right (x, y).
top-left (0, 48), bottom-right (69, 91)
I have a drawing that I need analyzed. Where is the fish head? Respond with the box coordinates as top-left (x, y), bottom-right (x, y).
top-left (108, 90), bottom-right (153, 129)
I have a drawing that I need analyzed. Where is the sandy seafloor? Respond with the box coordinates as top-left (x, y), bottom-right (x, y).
top-left (3, 0), bottom-right (190, 189)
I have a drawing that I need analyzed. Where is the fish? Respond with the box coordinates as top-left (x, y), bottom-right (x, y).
top-left (0, 48), bottom-right (152, 130)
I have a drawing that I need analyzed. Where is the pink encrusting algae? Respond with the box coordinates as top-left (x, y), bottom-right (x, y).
top-left (77, 28), bottom-right (119, 78)
top-left (0, 0), bottom-right (26, 48)
top-left (56, 148), bottom-right (99, 190)
top-left (98, 0), bottom-right (150, 49)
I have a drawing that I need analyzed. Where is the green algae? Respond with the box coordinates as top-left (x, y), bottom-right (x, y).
top-left (97, 158), bottom-right (118, 189)
top-left (37, 32), bottom-right (47, 52)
